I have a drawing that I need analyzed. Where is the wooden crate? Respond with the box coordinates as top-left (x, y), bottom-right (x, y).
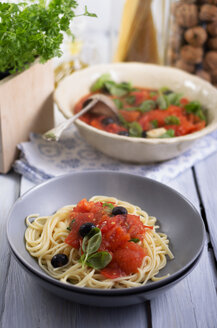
top-left (0, 61), bottom-right (54, 173)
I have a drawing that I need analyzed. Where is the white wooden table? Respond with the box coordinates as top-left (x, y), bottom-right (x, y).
top-left (1, 151), bottom-right (217, 328)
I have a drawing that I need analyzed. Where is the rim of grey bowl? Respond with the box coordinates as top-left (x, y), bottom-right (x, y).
top-left (54, 62), bottom-right (217, 144)
top-left (7, 171), bottom-right (206, 296)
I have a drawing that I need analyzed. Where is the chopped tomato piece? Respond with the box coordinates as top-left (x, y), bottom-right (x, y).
top-left (65, 199), bottom-right (150, 278)
top-left (119, 110), bottom-right (141, 122)
top-left (130, 90), bottom-right (150, 104)
top-left (112, 242), bottom-right (147, 275)
top-left (180, 98), bottom-right (189, 105)
top-left (105, 123), bottom-right (127, 134)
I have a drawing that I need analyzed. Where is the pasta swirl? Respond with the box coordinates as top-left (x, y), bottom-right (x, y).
top-left (25, 196), bottom-right (174, 289)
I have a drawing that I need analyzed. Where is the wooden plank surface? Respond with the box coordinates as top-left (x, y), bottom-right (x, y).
top-left (151, 168), bottom-right (217, 328)
top-left (0, 172), bottom-right (20, 321)
top-left (194, 151), bottom-right (217, 260)
top-left (1, 167), bottom-right (217, 328)
top-left (1, 255), bottom-right (150, 328)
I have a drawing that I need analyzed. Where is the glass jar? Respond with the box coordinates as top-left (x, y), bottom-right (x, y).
top-left (166, 0), bottom-right (217, 87)
top-left (112, 0), bottom-right (170, 65)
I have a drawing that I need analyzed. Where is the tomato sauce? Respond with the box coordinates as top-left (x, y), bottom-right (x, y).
top-left (65, 199), bottom-right (151, 278)
top-left (74, 87), bottom-right (206, 138)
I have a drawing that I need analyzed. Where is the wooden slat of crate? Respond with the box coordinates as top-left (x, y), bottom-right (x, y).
top-left (0, 61), bottom-right (54, 173)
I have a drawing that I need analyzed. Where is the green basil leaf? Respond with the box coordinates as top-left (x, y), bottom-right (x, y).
top-left (86, 228), bottom-right (102, 255)
top-left (197, 109), bottom-right (206, 121)
top-left (185, 101), bottom-right (201, 113)
top-left (151, 119), bottom-right (158, 128)
top-left (82, 227), bottom-right (101, 253)
top-left (129, 238), bottom-right (140, 243)
top-left (185, 101), bottom-right (206, 121)
top-left (157, 94), bottom-right (168, 110)
top-left (79, 253), bottom-right (86, 263)
top-left (67, 218), bottom-right (76, 231)
top-left (139, 100), bottom-right (156, 112)
top-left (160, 87), bottom-right (172, 94)
top-left (79, 253), bottom-right (89, 268)
top-left (104, 81), bottom-right (129, 97)
top-left (90, 73), bottom-right (111, 92)
top-left (128, 122), bottom-right (143, 137)
top-left (160, 129), bottom-right (175, 138)
top-left (119, 81), bottom-right (133, 90)
top-left (113, 98), bottom-right (123, 109)
top-left (166, 93), bottom-right (183, 106)
top-left (86, 251), bottom-right (112, 270)
top-left (164, 115), bottom-right (180, 125)
top-left (125, 95), bottom-right (136, 105)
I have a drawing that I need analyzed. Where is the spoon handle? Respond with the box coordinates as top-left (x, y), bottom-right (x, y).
top-left (43, 98), bottom-right (98, 142)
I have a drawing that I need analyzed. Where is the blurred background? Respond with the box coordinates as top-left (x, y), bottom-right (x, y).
top-left (54, 0), bottom-right (171, 85)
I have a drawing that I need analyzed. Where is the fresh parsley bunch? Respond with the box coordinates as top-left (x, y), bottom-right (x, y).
top-left (0, 0), bottom-right (96, 75)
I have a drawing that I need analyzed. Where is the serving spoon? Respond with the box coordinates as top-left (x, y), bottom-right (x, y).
top-left (43, 94), bottom-right (119, 142)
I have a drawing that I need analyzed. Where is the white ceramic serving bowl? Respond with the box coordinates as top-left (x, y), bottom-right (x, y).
top-left (54, 63), bottom-right (217, 163)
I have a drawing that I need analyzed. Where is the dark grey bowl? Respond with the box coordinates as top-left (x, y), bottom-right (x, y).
top-left (7, 171), bottom-right (205, 306)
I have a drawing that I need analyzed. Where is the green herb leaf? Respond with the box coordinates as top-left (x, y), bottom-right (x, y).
top-left (185, 101), bottom-right (201, 113)
top-left (90, 73), bottom-right (111, 92)
top-left (0, 0), bottom-right (96, 74)
top-left (83, 5), bottom-right (97, 17)
top-left (104, 81), bottom-right (129, 97)
top-left (125, 95), bottom-right (136, 105)
top-left (86, 251), bottom-right (112, 270)
top-left (86, 228), bottom-right (102, 255)
top-left (67, 218), bottom-right (76, 231)
top-left (82, 227), bottom-right (101, 254)
top-left (166, 93), bottom-right (183, 106)
top-left (128, 122), bottom-right (143, 137)
top-left (129, 238), bottom-right (140, 243)
top-left (160, 129), bottom-right (175, 138)
top-left (151, 119), bottom-right (158, 128)
top-left (164, 115), bottom-right (180, 125)
top-left (157, 94), bottom-right (168, 110)
top-left (160, 87), bottom-right (172, 94)
top-left (79, 253), bottom-right (86, 265)
top-left (185, 101), bottom-right (206, 121)
top-left (197, 109), bottom-right (206, 121)
top-left (139, 100), bottom-right (156, 112)
top-left (123, 100), bottom-right (156, 113)
top-left (113, 98), bottom-right (123, 109)
top-left (102, 202), bottom-right (114, 209)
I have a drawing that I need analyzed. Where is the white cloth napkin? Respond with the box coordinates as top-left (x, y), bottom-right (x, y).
top-left (14, 126), bottom-right (217, 184)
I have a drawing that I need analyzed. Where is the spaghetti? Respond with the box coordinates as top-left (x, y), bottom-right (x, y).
top-left (25, 196), bottom-right (174, 289)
